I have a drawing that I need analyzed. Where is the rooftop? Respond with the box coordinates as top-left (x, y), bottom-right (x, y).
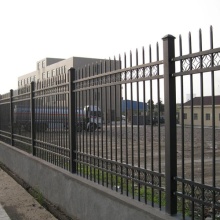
top-left (184, 95), bottom-right (220, 106)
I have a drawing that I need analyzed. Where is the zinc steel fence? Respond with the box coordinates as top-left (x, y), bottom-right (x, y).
top-left (0, 26), bottom-right (220, 219)
top-left (0, 74), bottom-right (71, 169)
top-left (173, 27), bottom-right (220, 219)
top-left (73, 48), bottom-right (166, 209)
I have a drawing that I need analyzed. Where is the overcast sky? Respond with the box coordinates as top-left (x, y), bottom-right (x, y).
top-left (0, 0), bottom-right (220, 95)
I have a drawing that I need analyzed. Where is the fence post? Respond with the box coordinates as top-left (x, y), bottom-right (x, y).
top-left (162, 35), bottom-right (177, 215)
top-left (69, 68), bottom-right (76, 173)
top-left (10, 89), bottom-right (14, 146)
top-left (30, 82), bottom-right (35, 155)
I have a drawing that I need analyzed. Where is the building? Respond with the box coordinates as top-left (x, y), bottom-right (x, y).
top-left (121, 100), bottom-right (148, 113)
top-left (180, 96), bottom-right (220, 127)
top-left (17, 56), bottom-right (121, 122)
top-left (18, 57), bottom-right (118, 87)
top-left (121, 99), bottom-right (148, 123)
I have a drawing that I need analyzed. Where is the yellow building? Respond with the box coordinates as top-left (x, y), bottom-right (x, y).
top-left (180, 96), bottom-right (220, 127)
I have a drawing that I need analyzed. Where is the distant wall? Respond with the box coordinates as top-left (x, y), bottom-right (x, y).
top-left (0, 141), bottom-right (175, 220)
top-left (121, 100), bottom-right (148, 112)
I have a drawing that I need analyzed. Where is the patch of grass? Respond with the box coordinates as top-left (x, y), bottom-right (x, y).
top-left (32, 187), bottom-right (44, 206)
top-left (78, 164), bottom-right (220, 219)
top-left (77, 165), bottom-right (167, 207)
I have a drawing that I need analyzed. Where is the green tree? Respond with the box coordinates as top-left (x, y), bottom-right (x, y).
top-left (147, 99), bottom-right (154, 115)
top-left (154, 99), bottom-right (164, 116)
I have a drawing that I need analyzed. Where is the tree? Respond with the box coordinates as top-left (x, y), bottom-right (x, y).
top-left (154, 99), bottom-right (164, 117)
top-left (147, 99), bottom-right (154, 115)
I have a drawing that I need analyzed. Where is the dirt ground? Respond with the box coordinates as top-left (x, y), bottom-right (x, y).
top-left (0, 165), bottom-right (72, 220)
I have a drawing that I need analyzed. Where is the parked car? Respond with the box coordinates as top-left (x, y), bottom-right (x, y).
top-left (154, 116), bottom-right (165, 124)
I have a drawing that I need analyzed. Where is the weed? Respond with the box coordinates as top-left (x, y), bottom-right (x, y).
top-left (33, 187), bottom-right (44, 206)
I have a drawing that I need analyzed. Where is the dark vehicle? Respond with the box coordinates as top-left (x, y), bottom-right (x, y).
top-left (133, 115), bottom-right (157, 125)
top-left (13, 105), bottom-right (102, 132)
top-left (153, 116), bottom-right (165, 124)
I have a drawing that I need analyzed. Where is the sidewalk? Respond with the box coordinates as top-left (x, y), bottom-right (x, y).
top-left (0, 166), bottom-right (58, 220)
top-left (0, 204), bottom-right (10, 220)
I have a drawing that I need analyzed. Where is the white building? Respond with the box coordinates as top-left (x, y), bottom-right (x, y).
top-left (17, 56), bottom-right (121, 122)
top-left (18, 56), bottom-right (117, 87)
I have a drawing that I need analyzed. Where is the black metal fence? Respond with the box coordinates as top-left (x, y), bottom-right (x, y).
top-left (0, 26), bottom-right (220, 219)
top-left (0, 74), bottom-right (71, 168)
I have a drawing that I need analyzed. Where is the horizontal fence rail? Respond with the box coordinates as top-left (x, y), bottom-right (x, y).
top-left (0, 74), bottom-right (71, 170)
top-left (73, 44), bottom-right (166, 208)
top-left (174, 27), bottom-right (220, 220)
top-left (0, 26), bottom-right (220, 219)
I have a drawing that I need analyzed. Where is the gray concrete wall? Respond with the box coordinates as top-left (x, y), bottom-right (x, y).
top-left (45, 58), bottom-right (65, 67)
top-left (0, 141), bottom-right (176, 220)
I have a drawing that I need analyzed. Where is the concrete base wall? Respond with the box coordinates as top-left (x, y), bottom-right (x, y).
top-left (0, 142), bottom-right (175, 220)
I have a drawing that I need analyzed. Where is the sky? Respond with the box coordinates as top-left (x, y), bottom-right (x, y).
top-left (0, 0), bottom-right (220, 97)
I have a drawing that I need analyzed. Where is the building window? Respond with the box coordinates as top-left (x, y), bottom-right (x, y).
top-left (42, 72), bottom-right (46, 79)
top-left (52, 69), bottom-right (56, 77)
top-left (56, 68), bottom-right (60, 75)
top-left (64, 66), bottom-right (66, 74)
top-left (18, 81), bottom-right (20, 86)
top-left (37, 62), bottom-right (40, 70)
top-left (194, 113), bottom-right (198, 120)
top-left (60, 66), bottom-right (63, 74)
top-left (97, 91), bottom-right (100, 101)
top-left (184, 113), bottom-right (187, 119)
top-left (47, 71), bottom-right (51, 78)
top-left (42, 61), bottom-right (45, 68)
top-left (206, 113), bottom-right (211, 120)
